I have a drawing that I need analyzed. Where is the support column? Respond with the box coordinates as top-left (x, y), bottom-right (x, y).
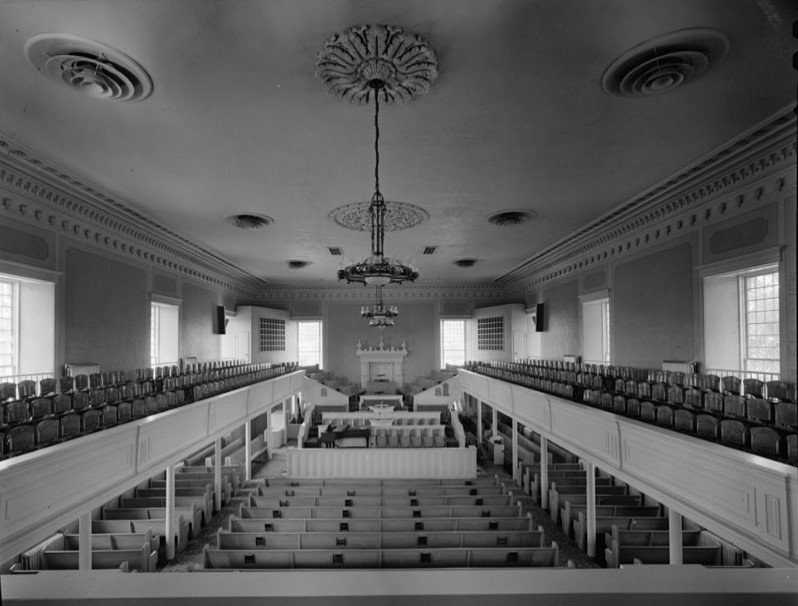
top-left (244, 419), bottom-right (252, 482)
top-left (511, 418), bottom-right (519, 482)
top-left (165, 464), bottom-right (176, 560)
top-left (78, 511), bottom-right (92, 570)
top-left (491, 406), bottom-right (498, 438)
top-left (477, 400), bottom-right (483, 443)
top-left (214, 437), bottom-right (223, 512)
top-left (586, 461), bottom-right (597, 558)
top-left (540, 435), bottom-right (549, 509)
top-left (669, 508), bottom-right (683, 565)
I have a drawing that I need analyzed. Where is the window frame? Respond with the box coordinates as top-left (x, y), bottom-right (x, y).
top-left (580, 290), bottom-right (611, 365)
top-left (440, 319), bottom-right (466, 368)
top-left (297, 320), bottom-right (323, 369)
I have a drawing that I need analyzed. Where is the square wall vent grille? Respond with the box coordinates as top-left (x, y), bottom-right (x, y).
top-left (328, 247), bottom-right (343, 256)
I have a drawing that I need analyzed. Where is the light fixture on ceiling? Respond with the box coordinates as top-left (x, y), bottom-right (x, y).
top-left (317, 24), bottom-right (437, 288)
top-left (361, 285), bottom-right (398, 329)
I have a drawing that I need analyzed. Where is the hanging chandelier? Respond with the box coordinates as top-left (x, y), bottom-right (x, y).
top-left (361, 285), bottom-right (399, 328)
top-left (316, 24), bottom-right (437, 288)
top-left (336, 78), bottom-right (418, 286)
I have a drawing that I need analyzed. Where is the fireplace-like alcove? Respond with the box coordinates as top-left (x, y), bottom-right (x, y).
top-left (356, 338), bottom-right (407, 394)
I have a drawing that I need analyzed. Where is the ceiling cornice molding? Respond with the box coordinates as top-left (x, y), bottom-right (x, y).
top-left (257, 283), bottom-right (508, 301)
top-left (503, 150), bottom-right (796, 297)
top-left (0, 134), bottom-right (266, 296)
top-left (497, 104), bottom-right (797, 290)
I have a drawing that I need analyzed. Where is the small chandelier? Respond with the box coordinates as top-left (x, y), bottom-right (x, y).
top-left (336, 79), bottom-right (419, 287)
top-left (361, 285), bottom-right (398, 328)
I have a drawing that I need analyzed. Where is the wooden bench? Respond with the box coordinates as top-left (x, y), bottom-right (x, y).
top-left (604, 540), bottom-right (722, 567)
top-left (64, 530), bottom-right (159, 555)
top-left (559, 496), bottom-right (648, 534)
top-left (149, 478), bottom-right (234, 506)
top-left (562, 503), bottom-right (660, 536)
top-left (123, 493), bottom-right (212, 524)
top-left (92, 516), bottom-right (190, 552)
top-left (549, 485), bottom-right (631, 524)
top-left (102, 505), bottom-right (202, 538)
top-left (573, 514), bottom-right (669, 552)
top-left (227, 515), bottom-right (535, 534)
top-left (606, 526), bottom-right (702, 548)
top-left (43, 544), bottom-right (157, 571)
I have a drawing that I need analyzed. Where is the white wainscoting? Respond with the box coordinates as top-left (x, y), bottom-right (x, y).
top-left (457, 370), bottom-right (798, 567)
top-left (285, 447), bottom-right (477, 479)
top-left (0, 371), bottom-right (304, 565)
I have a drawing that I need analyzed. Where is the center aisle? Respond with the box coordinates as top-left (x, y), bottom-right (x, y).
top-left (159, 442), bottom-right (599, 571)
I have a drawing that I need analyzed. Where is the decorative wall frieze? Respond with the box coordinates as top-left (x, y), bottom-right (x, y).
top-left (0, 137), bottom-right (265, 297)
top-left (500, 106), bottom-right (797, 295)
top-left (256, 283), bottom-right (507, 302)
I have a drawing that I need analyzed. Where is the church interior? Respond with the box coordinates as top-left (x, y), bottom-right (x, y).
top-left (0, 1), bottom-right (796, 603)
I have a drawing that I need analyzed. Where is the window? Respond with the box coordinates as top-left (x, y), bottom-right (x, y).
top-left (742, 270), bottom-right (780, 374)
top-left (297, 320), bottom-right (322, 368)
top-left (477, 316), bottom-right (504, 351)
top-left (441, 320), bottom-right (466, 367)
top-left (703, 262), bottom-right (780, 377)
top-left (259, 317), bottom-right (286, 352)
top-left (0, 272), bottom-right (55, 380)
top-left (581, 293), bottom-right (610, 364)
top-left (151, 301), bottom-right (179, 366)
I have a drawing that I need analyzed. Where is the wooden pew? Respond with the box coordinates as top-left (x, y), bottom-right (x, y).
top-left (380, 549), bottom-right (469, 568)
top-left (467, 543), bottom-right (559, 567)
top-left (217, 529), bottom-right (301, 550)
top-left (606, 526), bottom-right (702, 549)
top-left (229, 517), bottom-right (309, 533)
top-left (549, 485), bottom-right (631, 524)
top-left (101, 505), bottom-right (202, 538)
top-left (559, 495), bottom-right (647, 534)
top-left (604, 540), bottom-right (722, 567)
top-left (64, 530), bottom-right (159, 556)
top-left (149, 478), bottom-right (235, 506)
top-left (562, 503), bottom-right (660, 536)
top-left (91, 517), bottom-right (190, 553)
top-left (43, 544), bottom-right (157, 571)
top-left (123, 492), bottom-right (212, 524)
top-left (573, 514), bottom-right (669, 552)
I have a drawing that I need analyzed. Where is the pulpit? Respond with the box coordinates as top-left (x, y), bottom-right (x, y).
top-left (356, 338), bottom-right (407, 394)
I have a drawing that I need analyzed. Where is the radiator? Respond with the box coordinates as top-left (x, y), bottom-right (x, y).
top-left (698, 530), bottom-right (743, 566)
top-left (64, 363), bottom-right (101, 377)
top-left (20, 533), bottom-right (65, 570)
top-left (661, 360), bottom-right (696, 374)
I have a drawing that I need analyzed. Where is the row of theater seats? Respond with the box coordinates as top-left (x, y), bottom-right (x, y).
top-left (519, 462), bottom-right (753, 569)
top-left (467, 361), bottom-right (797, 464)
top-left (203, 476), bottom-right (563, 570)
top-left (0, 362), bottom-right (296, 460)
top-left (15, 462), bottom-right (245, 572)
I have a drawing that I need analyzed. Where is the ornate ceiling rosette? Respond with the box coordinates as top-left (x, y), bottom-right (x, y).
top-left (315, 24), bottom-right (438, 105)
top-left (329, 201), bottom-right (429, 231)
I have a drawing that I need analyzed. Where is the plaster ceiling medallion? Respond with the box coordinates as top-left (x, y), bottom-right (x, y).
top-left (224, 213), bottom-right (273, 229)
top-left (315, 24), bottom-right (438, 105)
top-left (287, 260), bottom-right (310, 269)
top-left (486, 210), bottom-right (537, 227)
top-left (24, 33), bottom-right (153, 102)
top-left (602, 28), bottom-right (729, 98)
top-left (454, 258), bottom-right (478, 268)
top-left (329, 201), bottom-right (429, 231)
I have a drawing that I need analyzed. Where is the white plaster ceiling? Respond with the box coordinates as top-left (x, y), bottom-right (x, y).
top-left (0, 0), bottom-right (795, 286)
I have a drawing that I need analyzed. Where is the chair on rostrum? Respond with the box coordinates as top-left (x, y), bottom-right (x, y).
top-left (600, 392), bottom-right (613, 410)
top-left (719, 419), bottom-right (749, 449)
top-left (17, 380), bottom-right (37, 401)
top-left (773, 402), bottom-right (797, 432)
top-left (765, 381), bottom-right (793, 403)
top-left (748, 427), bottom-right (783, 459)
top-left (58, 376), bottom-right (75, 394)
top-left (101, 403), bottom-right (119, 427)
top-left (721, 376), bottom-right (741, 396)
top-left (81, 408), bottom-right (102, 432)
top-left (703, 392), bottom-right (724, 414)
top-left (35, 418), bottom-right (60, 448)
top-left (89, 388), bottom-right (106, 408)
top-left (655, 404), bottom-right (674, 428)
top-left (669, 372), bottom-right (686, 387)
top-left (683, 388), bottom-right (703, 410)
top-left (131, 398), bottom-right (146, 419)
top-left (650, 383), bottom-right (668, 403)
top-left (625, 398), bottom-right (641, 418)
top-left (697, 374), bottom-right (721, 393)
top-left (60, 413), bottom-right (82, 440)
top-left (745, 398), bottom-right (773, 426)
top-left (673, 409), bottom-right (696, 433)
top-left (637, 381), bottom-right (652, 400)
top-left (117, 401), bottom-right (133, 423)
top-left (4, 400), bottom-right (31, 425)
top-left (399, 432), bottom-right (411, 448)
top-left (144, 396), bottom-right (158, 415)
top-left (29, 397), bottom-right (52, 421)
top-left (743, 378), bottom-right (764, 399)
top-left (39, 377), bottom-right (57, 398)
top-left (612, 395), bottom-right (627, 414)
top-left (787, 435), bottom-right (797, 465)
top-left (52, 393), bottom-right (73, 416)
top-left (695, 414), bottom-right (719, 440)
top-left (387, 431), bottom-right (400, 448)
top-left (624, 380), bottom-right (638, 397)
top-left (723, 395), bottom-right (746, 419)
top-left (639, 401), bottom-right (656, 422)
top-left (8, 424), bottom-right (36, 455)
top-left (88, 372), bottom-right (104, 390)
top-left (666, 385), bottom-right (684, 406)
top-left (410, 429), bottom-right (422, 448)
top-left (156, 393), bottom-right (169, 411)
top-left (0, 382), bottom-right (17, 403)
top-left (72, 390), bottom-right (90, 411)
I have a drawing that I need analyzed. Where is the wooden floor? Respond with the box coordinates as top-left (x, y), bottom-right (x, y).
top-left (159, 443), bottom-right (600, 571)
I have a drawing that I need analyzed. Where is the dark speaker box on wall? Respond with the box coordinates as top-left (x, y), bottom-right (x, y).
top-left (533, 303), bottom-right (544, 332)
top-left (215, 305), bottom-right (226, 335)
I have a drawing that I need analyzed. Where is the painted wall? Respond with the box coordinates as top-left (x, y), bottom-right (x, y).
top-left (530, 279), bottom-right (579, 360)
top-left (613, 241), bottom-right (695, 368)
top-left (325, 301), bottom-right (436, 387)
top-left (65, 246), bottom-right (149, 371)
top-left (181, 281), bottom-right (223, 363)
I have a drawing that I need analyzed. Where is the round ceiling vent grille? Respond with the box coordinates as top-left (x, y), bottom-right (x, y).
top-left (287, 260), bottom-right (310, 269)
top-left (454, 258), bottom-right (478, 268)
top-left (25, 34), bottom-right (153, 102)
top-left (486, 210), bottom-right (537, 227)
top-left (224, 214), bottom-right (273, 229)
top-left (602, 28), bottom-right (729, 98)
